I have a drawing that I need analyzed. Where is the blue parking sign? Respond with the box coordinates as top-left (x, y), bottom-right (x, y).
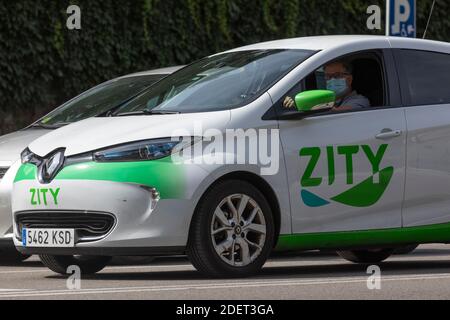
top-left (387, 0), bottom-right (416, 38)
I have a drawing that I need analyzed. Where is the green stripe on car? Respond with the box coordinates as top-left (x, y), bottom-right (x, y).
top-left (275, 222), bottom-right (450, 251)
top-left (14, 158), bottom-right (185, 199)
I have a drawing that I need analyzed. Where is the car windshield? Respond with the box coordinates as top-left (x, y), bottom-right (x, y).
top-left (35, 74), bottom-right (166, 128)
top-left (113, 49), bottom-right (314, 115)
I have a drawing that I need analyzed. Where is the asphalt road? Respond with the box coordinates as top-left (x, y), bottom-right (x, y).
top-left (0, 244), bottom-right (450, 300)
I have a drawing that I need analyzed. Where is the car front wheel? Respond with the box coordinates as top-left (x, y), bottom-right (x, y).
top-left (39, 255), bottom-right (111, 275)
top-left (188, 180), bottom-right (275, 278)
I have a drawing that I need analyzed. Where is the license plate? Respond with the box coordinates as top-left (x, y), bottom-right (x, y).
top-left (22, 228), bottom-right (75, 248)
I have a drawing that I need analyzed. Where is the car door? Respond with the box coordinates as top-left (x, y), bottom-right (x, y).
top-left (396, 49), bottom-right (450, 227)
top-left (278, 50), bottom-right (407, 234)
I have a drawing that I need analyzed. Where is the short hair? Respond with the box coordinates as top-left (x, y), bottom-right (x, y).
top-left (325, 60), bottom-right (353, 75)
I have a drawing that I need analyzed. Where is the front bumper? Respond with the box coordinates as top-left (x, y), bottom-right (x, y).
top-left (12, 164), bottom-right (199, 256)
top-left (16, 245), bottom-right (186, 256)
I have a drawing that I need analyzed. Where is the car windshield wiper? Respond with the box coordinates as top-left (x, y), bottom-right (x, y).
top-left (30, 123), bottom-right (66, 129)
top-left (102, 91), bottom-right (152, 117)
top-left (114, 110), bottom-right (181, 117)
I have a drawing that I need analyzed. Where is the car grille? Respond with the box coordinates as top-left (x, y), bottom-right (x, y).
top-left (0, 167), bottom-right (9, 179)
top-left (15, 211), bottom-right (116, 243)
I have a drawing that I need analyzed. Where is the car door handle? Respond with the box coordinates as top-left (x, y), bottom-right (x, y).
top-left (375, 129), bottom-right (402, 140)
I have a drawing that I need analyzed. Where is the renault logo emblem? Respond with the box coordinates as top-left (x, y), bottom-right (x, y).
top-left (38, 149), bottom-right (65, 184)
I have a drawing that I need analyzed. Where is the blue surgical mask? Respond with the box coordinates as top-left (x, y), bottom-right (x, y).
top-left (326, 78), bottom-right (348, 97)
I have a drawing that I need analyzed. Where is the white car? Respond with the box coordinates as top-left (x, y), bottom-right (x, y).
top-left (11, 35), bottom-right (450, 277)
top-left (0, 67), bottom-right (181, 260)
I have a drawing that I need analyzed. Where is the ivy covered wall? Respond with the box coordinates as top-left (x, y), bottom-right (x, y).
top-left (0, 0), bottom-right (448, 134)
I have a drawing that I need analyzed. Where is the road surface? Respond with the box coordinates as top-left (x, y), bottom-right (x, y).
top-left (0, 244), bottom-right (449, 300)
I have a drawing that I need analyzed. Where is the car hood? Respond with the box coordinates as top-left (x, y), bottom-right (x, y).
top-left (0, 129), bottom-right (51, 164)
top-left (29, 111), bottom-right (232, 157)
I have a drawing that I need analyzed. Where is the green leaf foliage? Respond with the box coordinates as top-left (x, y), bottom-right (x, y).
top-left (0, 0), bottom-right (448, 134)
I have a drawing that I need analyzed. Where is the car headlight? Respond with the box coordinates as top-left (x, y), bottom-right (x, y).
top-left (93, 137), bottom-right (199, 162)
top-left (21, 148), bottom-right (34, 164)
top-left (21, 148), bottom-right (42, 166)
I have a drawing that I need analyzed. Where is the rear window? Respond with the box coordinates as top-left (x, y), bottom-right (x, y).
top-left (399, 50), bottom-right (450, 106)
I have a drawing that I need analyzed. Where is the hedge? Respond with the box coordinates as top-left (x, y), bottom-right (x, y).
top-left (0, 0), bottom-right (448, 134)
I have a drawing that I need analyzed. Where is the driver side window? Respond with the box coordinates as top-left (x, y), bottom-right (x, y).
top-left (280, 50), bottom-right (386, 114)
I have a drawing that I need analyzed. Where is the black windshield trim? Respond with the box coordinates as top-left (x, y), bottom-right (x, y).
top-left (115, 110), bottom-right (181, 117)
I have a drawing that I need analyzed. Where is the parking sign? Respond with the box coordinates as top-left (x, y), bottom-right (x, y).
top-left (387, 0), bottom-right (416, 38)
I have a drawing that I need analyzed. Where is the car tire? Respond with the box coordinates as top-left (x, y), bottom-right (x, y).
top-left (337, 249), bottom-right (393, 263)
top-left (39, 255), bottom-right (111, 275)
top-left (0, 250), bottom-right (30, 263)
top-left (394, 244), bottom-right (419, 255)
top-left (187, 180), bottom-right (275, 278)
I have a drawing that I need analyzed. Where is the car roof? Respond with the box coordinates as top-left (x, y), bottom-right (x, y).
top-left (226, 35), bottom-right (450, 53)
top-left (118, 66), bottom-right (185, 79)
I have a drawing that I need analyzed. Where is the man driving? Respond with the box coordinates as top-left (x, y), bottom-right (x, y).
top-left (283, 60), bottom-right (370, 111)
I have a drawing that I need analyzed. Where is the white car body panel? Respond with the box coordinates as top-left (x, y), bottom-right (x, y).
top-left (403, 103), bottom-right (450, 227)
top-left (281, 108), bottom-right (407, 233)
top-left (28, 111), bottom-right (232, 157)
top-left (0, 129), bottom-right (51, 164)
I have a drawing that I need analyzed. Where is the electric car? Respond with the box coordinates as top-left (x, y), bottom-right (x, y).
top-left (12, 36), bottom-right (450, 277)
top-left (0, 66), bottom-right (182, 261)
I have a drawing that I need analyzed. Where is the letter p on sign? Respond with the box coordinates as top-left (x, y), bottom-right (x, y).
top-left (387, 0), bottom-right (416, 38)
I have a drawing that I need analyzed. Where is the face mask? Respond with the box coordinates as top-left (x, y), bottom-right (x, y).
top-left (326, 78), bottom-right (348, 97)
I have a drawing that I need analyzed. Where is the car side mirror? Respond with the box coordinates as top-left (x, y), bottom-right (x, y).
top-left (295, 90), bottom-right (336, 113)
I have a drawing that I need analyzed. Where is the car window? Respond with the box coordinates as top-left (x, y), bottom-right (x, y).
top-left (398, 50), bottom-right (450, 106)
top-left (113, 50), bottom-right (315, 115)
top-left (279, 51), bottom-right (386, 112)
top-left (36, 74), bottom-right (165, 127)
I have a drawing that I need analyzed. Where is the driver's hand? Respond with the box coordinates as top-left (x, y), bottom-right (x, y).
top-left (283, 96), bottom-right (295, 109)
